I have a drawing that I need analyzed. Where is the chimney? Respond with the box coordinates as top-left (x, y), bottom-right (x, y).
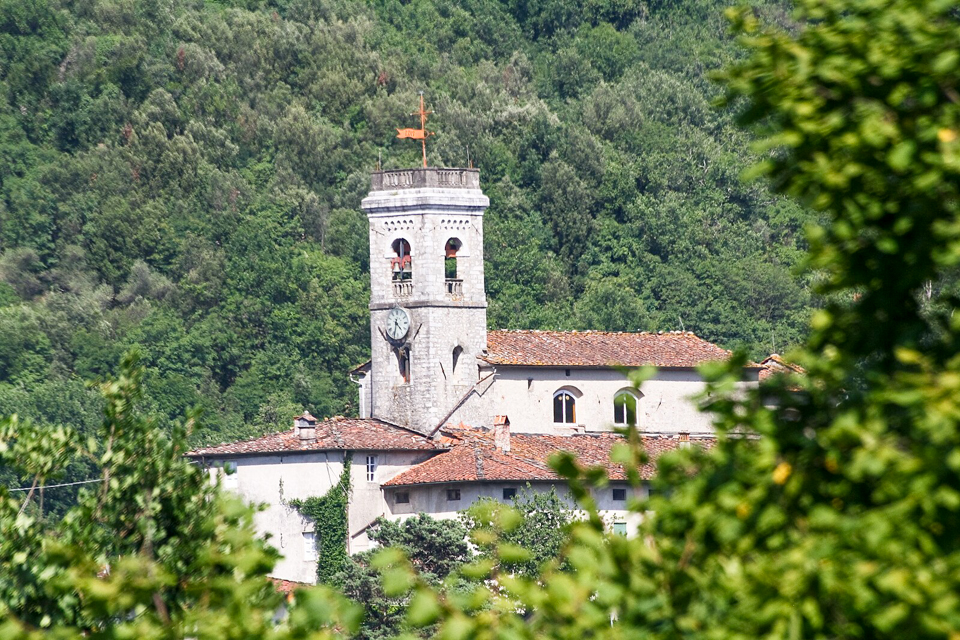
top-left (678, 432), bottom-right (690, 449)
top-left (295, 411), bottom-right (318, 443)
top-left (493, 415), bottom-right (510, 452)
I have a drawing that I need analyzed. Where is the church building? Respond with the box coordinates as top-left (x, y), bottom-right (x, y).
top-left (188, 167), bottom-right (762, 585)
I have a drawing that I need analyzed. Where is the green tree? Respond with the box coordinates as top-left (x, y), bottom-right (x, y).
top-left (337, 514), bottom-right (469, 640)
top-left (0, 352), bottom-right (360, 638)
top-left (463, 486), bottom-right (577, 578)
top-left (376, 1), bottom-right (960, 638)
top-left (0, 0), bottom-right (814, 454)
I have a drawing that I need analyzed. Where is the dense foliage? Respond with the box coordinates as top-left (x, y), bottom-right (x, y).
top-left (6, 0), bottom-right (957, 637)
top-left (339, 490), bottom-right (575, 639)
top-left (337, 514), bottom-right (471, 640)
top-left (0, 0), bottom-right (812, 465)
top-left (371, 0), bottom-right (960, 637)
top-left (462, 486), bottom-right (574, 578)
top-left (290, 455), bottom-right (352, 584)
top-left (0, 352), bottom-right (360, 638)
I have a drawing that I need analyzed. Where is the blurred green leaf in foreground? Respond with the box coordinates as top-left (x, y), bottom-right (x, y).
top-left (0, 350), bottom-right (360, 639)
top-left (377, 0), bottom-right (960, 638)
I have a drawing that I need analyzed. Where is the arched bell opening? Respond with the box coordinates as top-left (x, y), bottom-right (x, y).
top-left (444, 238), bottom-right (462, 297)
top-left (391, 238), bottom-right (412, 282)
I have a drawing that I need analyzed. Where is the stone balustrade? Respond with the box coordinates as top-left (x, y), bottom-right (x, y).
top-left (372, 168), bottom-right (480, 191)
top-left (445, 279), bottom-right (463, 298)
top-left (393, 281), bottom-right (414, 297)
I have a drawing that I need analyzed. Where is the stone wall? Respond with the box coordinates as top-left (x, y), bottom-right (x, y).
top-left (362, 169), bottom-right (491, 434)
top-left (370, 168), bottom-right (480, 191)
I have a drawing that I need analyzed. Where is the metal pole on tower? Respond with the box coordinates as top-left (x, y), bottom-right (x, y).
top-left (396, 93), bottom-right (433, 167)
top-left (419, 92), bottom-right (427, 167)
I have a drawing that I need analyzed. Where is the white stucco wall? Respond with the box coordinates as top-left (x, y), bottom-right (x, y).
top-left (210, 449), bottom-right (441, 584)
top-left (383, 482), bottom-right (646, 536)
top-left (213, 452), bottom-right (347, 584)
top-left (208, 452), bottom-right (651, 585)
top-left (355, 370), bottom-right (372, 419)
top-left (348, 451), bottom-right (440, 553)
top-left (480, 366), bottom-right (755, 435)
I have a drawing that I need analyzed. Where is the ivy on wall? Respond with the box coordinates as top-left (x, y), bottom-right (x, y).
top-left (290, 454), bottom-right (352, 583)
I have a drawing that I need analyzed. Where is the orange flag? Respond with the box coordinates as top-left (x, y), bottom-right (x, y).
top-left (397, 128), bottom-right (426, 140)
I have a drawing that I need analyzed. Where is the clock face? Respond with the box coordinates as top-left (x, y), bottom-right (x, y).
top-left (386, 307), bottom-right (411, 342)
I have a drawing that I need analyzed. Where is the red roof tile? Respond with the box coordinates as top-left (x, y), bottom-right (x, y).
top-left (483, 330), bottom-right (743, 368)
top-left (759, 354), bottom-right (805, 382)
top-left (382, 429), bottom-right (712, 486)
top-left (350, 360), bottom-right (371, 374)
top-left (271, 578), bottom-right (309, 594)
top-left (187, 416), bottom-right (442, 456)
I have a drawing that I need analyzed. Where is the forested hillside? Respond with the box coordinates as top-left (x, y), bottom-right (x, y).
top-left (0, 0), bottom-right (813, 452)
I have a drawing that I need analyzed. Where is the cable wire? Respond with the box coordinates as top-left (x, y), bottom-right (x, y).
top-left (6, 478), bottom-right (102, 492)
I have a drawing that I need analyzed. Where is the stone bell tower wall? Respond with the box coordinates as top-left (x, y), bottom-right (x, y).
top-left (362, 168), bottom-right (490, 434)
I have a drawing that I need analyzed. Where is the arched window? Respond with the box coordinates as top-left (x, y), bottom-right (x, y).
top-left (444, 238), bottom-right (461, 279)
top-left (553, 390), bottom-right (577, 424)
top-left (391, 238), bottom-right (412, 281)
top-left (452, 345), bottom-right (463, 375)
top-left (396, 346), bottom-right (410, 383)
top-left (613, 391), bottom-right (639, 426)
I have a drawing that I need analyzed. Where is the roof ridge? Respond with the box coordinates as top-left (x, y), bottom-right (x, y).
top-left (203, 426), bottom-right (292, 450)
top-left (374, 417), bottom-right (440, 439)
top-left (487, 328), bottom-right (715, 337)
top-left (483, 328), bottom-right (736, 369)
top-left (186, 416), bottom-right (439, 457)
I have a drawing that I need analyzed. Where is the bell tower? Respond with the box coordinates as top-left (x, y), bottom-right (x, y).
top-left (362, 168), bottom-right (490, 434)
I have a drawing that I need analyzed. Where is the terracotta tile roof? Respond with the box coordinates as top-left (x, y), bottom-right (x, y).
top-left (187, 416), bottom-right (442, 456)
top-left (350, 360), bottom-right (371, 374)
top-left (382, 429), bottom-right (712, 486)
top-left (483, 330), bottom-right (747, 368)
top-left (271, 578), bottom-right (309, 594)
top-left (759, 354), bottom-right (805, 382)
top-left (381, 444), bottom-right (551, 485)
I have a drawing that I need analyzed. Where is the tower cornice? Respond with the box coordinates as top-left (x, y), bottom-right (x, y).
top-left (370, 167), bottom-right (480, 191)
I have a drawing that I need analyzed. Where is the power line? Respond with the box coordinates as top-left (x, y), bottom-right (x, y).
top-left (6, 478), bottom-right (102, 492)
top-left (5, 461), bottom-right (203, 493)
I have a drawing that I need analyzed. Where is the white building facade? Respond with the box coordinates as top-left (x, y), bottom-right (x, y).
top-left (190, 167), bottom-right (761, 585)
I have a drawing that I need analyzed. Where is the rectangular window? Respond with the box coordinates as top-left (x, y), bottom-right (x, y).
top-left (612, 488), bottom-right (627, 501)
top-left (366, 455), bottom-right (378, 482)
top-left (395, 491), bottom-right (410, 504)
top-left (303, 532), bottom-right (317, 561)
top-left (502, 488), bottom-right (516, 500)
top-left (447, 489), bottom-right (461, 501)
top-left (221, 461), bottom-right (238, 490)
top-left (613, 522), bottom-right (627, 536)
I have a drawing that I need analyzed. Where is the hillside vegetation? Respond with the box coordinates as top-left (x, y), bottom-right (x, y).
top-left (0, 0), bottom-right (812, 451)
